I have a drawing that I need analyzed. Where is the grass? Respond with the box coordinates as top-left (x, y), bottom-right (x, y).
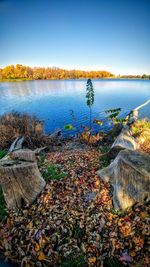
top-left (104, 257), bottom-right (125, 267)
top-left (42, 164), bottom-right (67, 181)
top-left (99, 145), bottom-right (111, 168)
top-left (0, 150), bottom-right (7, 159)
top-left (131, 119), bottom-right (150, 154)
top-left (61, 254), bottom-right (85, 267)
top-left (132, 119), bottom-right (150, 136)
top-left (72, 224), bottom-right (85, 239)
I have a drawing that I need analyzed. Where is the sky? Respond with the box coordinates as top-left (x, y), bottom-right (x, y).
top-left (0, 0), bottom-right (150, 75)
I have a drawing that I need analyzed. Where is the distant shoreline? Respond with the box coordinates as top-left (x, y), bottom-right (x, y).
top-left (0, 77), bottom-right (150, 82)
top-left (1, 65), bottom-right (150, 82)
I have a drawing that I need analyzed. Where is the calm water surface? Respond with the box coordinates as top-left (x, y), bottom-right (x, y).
top-left (0, 79), bottom-right (150, 134)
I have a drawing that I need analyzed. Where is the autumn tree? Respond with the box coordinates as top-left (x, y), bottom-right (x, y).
top-left (2, 65), bottom-right (15, 79)
top-left (0, 64), bottom-right (115, 80)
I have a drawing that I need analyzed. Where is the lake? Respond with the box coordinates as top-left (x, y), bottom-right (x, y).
top-left (0, 79), bottom-right (150, 135)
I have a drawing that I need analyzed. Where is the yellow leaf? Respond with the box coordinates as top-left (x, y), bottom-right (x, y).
top-left (26, 221), bottom-right (33, 229)
top-left (35, 243), bottom-right (40, 252)
top-left (140, 211), bottom-right (148, 219)
top-left (88, 257), bottom-right (97, 264)
top-left (130, 251), bottom-right (136, 257)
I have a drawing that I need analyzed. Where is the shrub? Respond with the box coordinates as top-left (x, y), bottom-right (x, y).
top-left (0, 112), bottom-right (48, 149)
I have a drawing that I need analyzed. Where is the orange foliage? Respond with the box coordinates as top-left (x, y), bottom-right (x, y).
top-left (0, 64), bottom-right (114, 80)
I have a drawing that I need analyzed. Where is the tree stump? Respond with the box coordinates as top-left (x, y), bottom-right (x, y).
top-left (11, 149), bottom-right (36, 162)
top-left (98, 149), bottom-right (150, 210)
top-left (109, 126), bottom-right (138, 158)
top-left (0, 159), bottom-right (45, 210)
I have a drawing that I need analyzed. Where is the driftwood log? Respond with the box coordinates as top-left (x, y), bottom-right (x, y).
top-left (0, 137), bottom-right (46, 210)
top-left (109, 126), bottom-right (138, 158)
top-left (49, 128), bottom-right (62, 141)
top-left (98, 99), bottom-right (150, 210)
top-left (98, 149), bottom-right (150, 210)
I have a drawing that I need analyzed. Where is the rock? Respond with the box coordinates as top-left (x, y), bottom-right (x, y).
top-left (98, 149), bottom-right (150, 210)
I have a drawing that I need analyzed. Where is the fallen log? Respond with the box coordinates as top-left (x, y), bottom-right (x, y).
top-left (98, 149), bottom-right (150, 210)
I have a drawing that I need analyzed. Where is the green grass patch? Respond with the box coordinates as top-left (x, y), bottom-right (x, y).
top-left (61, 254), bottom-right (85, 267)
top-left (99, 145), bottom-right (111, 168)
top-left (72, 224), bottom-right (85, 239)
top-left (111, 208), bottom-right (126, 217)
top-left (42, 164), bottom-right (67, 181)
top-left (104, 257), bottom-right (125, 267)
top-left (0, 150), bottom-right (7, 159)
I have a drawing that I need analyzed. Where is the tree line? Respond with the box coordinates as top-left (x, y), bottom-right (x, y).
top-left (0, 64), bottom-right (149, 80)
top-left (0, 64), bottom-right (114, 80)
top-left (118, 74), bottom-right (150, 79)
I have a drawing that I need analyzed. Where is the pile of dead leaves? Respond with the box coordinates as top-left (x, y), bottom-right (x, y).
top-left (0, 148), bottom-right (149, 267)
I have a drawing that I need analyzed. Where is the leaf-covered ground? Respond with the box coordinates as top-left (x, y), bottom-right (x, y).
top-left (0, 147), bottom-right (149, 267)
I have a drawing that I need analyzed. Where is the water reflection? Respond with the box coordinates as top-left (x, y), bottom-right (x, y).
top-left (0, 79), bottom-right (150, 133)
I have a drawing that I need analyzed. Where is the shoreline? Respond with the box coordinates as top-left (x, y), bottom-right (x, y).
top-left (0, 77), bottom-right (150, 82)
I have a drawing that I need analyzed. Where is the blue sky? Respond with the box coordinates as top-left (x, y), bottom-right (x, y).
top-left (0, 0), bottom-right (150, 75)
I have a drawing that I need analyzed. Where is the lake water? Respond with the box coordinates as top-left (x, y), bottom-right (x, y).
top-left (0, 79), bottom-right (150, 135)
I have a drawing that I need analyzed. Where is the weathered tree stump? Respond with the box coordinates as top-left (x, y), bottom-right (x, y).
top-left (11, 149), bottom-right (36, 162)
top-left (98, 149), bottom-right (150, 210)
top-left (109, 126), bottom-right (138, 158)
top-left (0, 159), bottom-right (45, 210)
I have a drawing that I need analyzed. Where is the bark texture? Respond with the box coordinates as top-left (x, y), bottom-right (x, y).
top-left (109, 126), bottom-right (138, 158)
top-left (11, 149), bottom-right (36, 162)
top-left (0, 159), bottom-right (45, 210)
top-left (98, 149), bottom-right (150, 210)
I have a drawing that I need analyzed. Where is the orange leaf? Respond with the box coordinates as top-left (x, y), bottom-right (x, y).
top-left (88, 257), bottom-right (97, 264)
top-left (38, 252), bottom-right (46, 261)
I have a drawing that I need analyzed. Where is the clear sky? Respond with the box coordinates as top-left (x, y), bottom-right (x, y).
top-left (0, 0), bottom-right (150, 75)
